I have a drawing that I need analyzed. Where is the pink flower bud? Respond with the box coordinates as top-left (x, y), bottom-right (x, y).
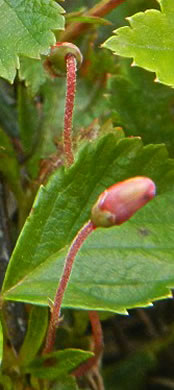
top-left (91, 176), bottom-right (156, 228)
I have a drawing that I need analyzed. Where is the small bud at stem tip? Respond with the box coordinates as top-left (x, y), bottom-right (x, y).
top-left (91, 176), bottom-right (156, 228)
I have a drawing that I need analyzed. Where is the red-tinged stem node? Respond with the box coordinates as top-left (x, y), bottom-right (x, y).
top-left (43, 220), bottom-right (95, 354)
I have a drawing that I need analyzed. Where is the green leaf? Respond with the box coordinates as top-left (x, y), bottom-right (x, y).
top-left (108, 60), bottom-right (174, 157)
top-left (66, 15), bottom-right (112, 26)
top-left (19, 306), bottom-right (48, 367)
top-left (0, 376), bottom-right (12, 390)
top-left (40, 76), bottom-right (109, 145)
top-left (23, 77), bottom-right (64, 178)
top-left (18, 84), bottom-right (41, 155)
top-left (19, 58), bottom-right (48, 96)
top-left (102, 0), bottom-right (174, 87)
top-left (25, 349), bottom-right (93, 379)
top-left (3, 191), bottom-right (174, 312)
top-left (2, 134), bottom-right (174, 312)
top-left (0, 128), bottom-right (23, 202)
top-left (74, 79), bottom-right (109, 129)
top-left (0, 0), bottom-right (65, 82)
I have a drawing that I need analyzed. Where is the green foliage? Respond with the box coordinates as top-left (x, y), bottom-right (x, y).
top-left (103, 0), bottom-right (174, 87)
top-left (1, 0), bottom-right (174, 389)
top-left (103, 350), bottom-right (157, 390)
top-left (2, 191), bottom-right (174, 312)
top-left (66, 14), bottom-right (111, 25)
top-left (0, 376), bottom-right (12, 390)
top-left (18, 84), bottom-right (41, 155)
top-left (0, 128), bottom-right (23, 201)
top-left (25, 349), bottom-right (93, 379)
top-left (0, 0), bottom-right (65, 82)
top-left (19, 58), bottom-right (48, 96)
top-left (0, 320), bottom-right (3, 366)
top-left (19, 306), bottom-right (48, 367)
top-left (2, 135), bottom-right (174, 312)
top-left (108, 59), bottom-right (174, 157)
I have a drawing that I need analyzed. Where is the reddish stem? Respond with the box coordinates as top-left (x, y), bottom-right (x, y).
top-left (43, 220), bottom-right (95, 354)
top-left (64, 54), bottom-right (76, 167)
top-left (89, 0), bottom-right (126, 17)
top-left (73, 310), bottom-right (104, 377)
top-left (89, 311), bottom-right (104, 359)
top-left (60, 0), bottom-right (126, 42)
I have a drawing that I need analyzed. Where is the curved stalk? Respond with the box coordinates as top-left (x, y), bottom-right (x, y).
top-left (73, 310), bottom-right (104, 378)
top-left (43, 220), bottom-right (95, 354)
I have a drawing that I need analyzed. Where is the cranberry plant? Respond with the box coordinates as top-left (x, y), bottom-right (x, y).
top-left (1, 0), bottom-right (174, 389)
